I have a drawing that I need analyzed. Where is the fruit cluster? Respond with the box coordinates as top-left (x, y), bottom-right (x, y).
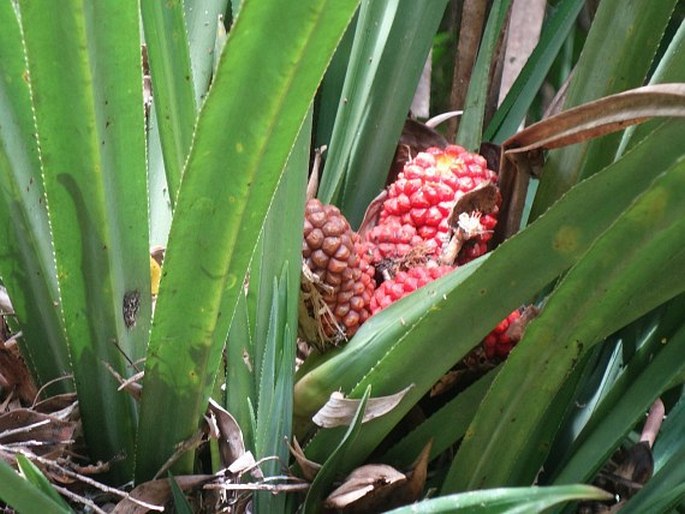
top-left (301, 144), bottom-right (521, 360)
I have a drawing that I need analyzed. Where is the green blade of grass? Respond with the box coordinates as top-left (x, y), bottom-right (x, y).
top-left (15, 455), bottom-right (71, 511)
top-left (135, 0), bottom-right (359, 482)
top-left (448, 156), bottom-right (685, 491)
top-left (0, 2), bottom-right (71, 391)
top-left (168, 473), bottom-right (194, 514)
top-left (530, 0), bottom-right (678, 219)
top-left (19, 0), bottom-right (150, 481)
top-left (484, 0), bottom-right (585, 144)
top-left (296, 120), bottom-right (685, 471)
top-left (384, 485), bottom-right (611, 514)
top-left (317, 0), bottom-right (449, 226)
top-left (0, 459), bottom-right (73, 514)
top-left (141, 0), bottom-right (197, 205)
top-left (455, 0), bottom-right (513, 150)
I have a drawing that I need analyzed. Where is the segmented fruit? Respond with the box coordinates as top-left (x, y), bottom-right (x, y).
top-left (302, 199), bottom-right (375, 338)
top-left (369, 264), bottom-right (523, 360)
top-left (482, 309), bottom-right (522, 359)
top-left (364, 145), bottom-right (498, 266)
top-left (370, 265), bottom-right (453, 314)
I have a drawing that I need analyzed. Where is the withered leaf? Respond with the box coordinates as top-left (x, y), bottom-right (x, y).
top-left (0, 332), bottom-right (38, 405)
top-left (289, 436), bottom-right (321, 482)
top-left (112, 475), bottom-right (213, 514)
top-left (323, 442), bottom-right (431, 514)
top-left (403, 440), bottom-right (432, 504)
top-left (324, 463), bottom-right (407, 513)
top-left (0, 409), bottom-right (76, 456)
top-left (387, 119), bottom-right (448, 185)
top-left (495, 83), bottom-right (685, 244)
top-left (207, 399), bottom-right (247, 470)
top-left (356, 190), bottom-right (387, 240)
top-left (448, 183), bottom-right (500, 227)
top-left (312, 385), bottom-right (413, 428)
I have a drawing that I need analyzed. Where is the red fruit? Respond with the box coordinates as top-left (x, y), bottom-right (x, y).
top-left (370, 265), bottom-right (454, 314)
top-left (482, 309), bottom-right (522, 359)
top-left (365, 145), bottom-right (498, 266)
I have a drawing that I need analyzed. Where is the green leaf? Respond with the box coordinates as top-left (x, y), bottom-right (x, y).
top-left (15, 455), bottom-right (71, 511)
top-left (381, 368), bottom-right (498, 468)
top-left (317, 0), bottom-right (448, 226)
top-left (484, 0), bottom-right (585, 143)
top-left (456, 0), bottom-right (512, 150)
top-left (313, 14), bottom-right (357, 152)
top-left (544, 295), bottom-right (685, 480)
top-left (184, 0), bottom-right (230, 105)
top-left (530, 0), bottom-right (678, 219)
top-left (19, 0), bottom-right (150, 481)
top-left (296, 121), bottom-right (685, 473)
top-left (653, 394), bottom-right (685, 473)
top-left (250, 112), bottom-right (310, 397)
top-left (552, 318), bottom-right (685, 485)
top-left (0, 2), bottom-right (71, 391)
top-left (135, 0), bottom-right (359, 482)
top-left (253, 273), bottom-right (290, 513)
top-left (449, 155), bottom-right (685, 491)
top-left (225, 289), bottom-right (256, 450)
top-left (0, 459), bottom-right (72, 514)
top-left (383, 485), bottom-right (611, 514)
top-left (225, 113), bottom-right (308, 468)
top-left (141, 0), bottom-right (197, 205)
top-left (302, 386), bottom-right (371, 514)
top-left (617, 18), bottom-right (685, 156)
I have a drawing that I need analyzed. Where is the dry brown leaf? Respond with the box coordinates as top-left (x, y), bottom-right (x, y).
top-left (112, 475), bottom-right (213, 514)
top-left (356, 190), bottom-right (387, 241)
top-left (306, 145), bottom-right (327, 200)
top-left (312, 385), bottom-right (414, 428)
top-left (207, 398), bottom-right (248, 470)
top-left (288, 436), bottom-right (321, 482)
top-left (323, 442), bottom-right (431, 514)
top-left (33, 393), bottom-right (78, 414)
top-left (324, 463), bottom-right (407, 513)
top-left (0, 330), bottom-right (38, 405)
top-left (403, 440), bottom-right (432, 503)
top-left (495, 83), bottom-right (685, 243)
top-left (451, 183), bottom-right (500, 222)
top-left (504, 84), bottom-right (685, 154)
top-left (0, 408), bottom-right (76, 457)
top-left (387, 119), bottom-right (448, 184)
top-left (504, 304), bottom-right (539, 341)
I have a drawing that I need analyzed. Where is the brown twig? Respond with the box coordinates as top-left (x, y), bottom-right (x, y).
top-left (446, 0), bottom-right (488, 139)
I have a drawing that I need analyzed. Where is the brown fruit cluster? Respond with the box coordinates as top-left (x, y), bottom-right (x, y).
top-left (302, 199), bottom-right (375, 342)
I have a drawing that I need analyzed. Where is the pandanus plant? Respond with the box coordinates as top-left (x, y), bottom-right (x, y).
top-left (0, 0), bottom-right (684, 512)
